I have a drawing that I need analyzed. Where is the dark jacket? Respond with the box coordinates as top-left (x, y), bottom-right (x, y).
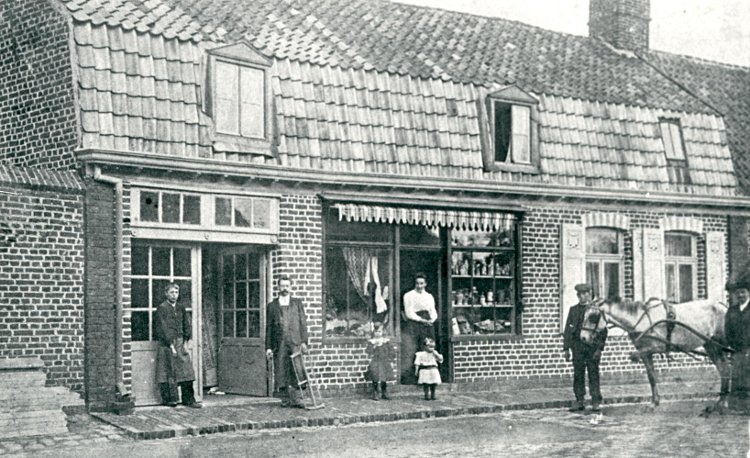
top-left (563, 303), bottom-right (607, 353)
top-left (265, 296), bottom-right (308, 353)
top-left (725, 302), bottom-right (750, 352)
top-left (154, 301), bottom-right (192, 347)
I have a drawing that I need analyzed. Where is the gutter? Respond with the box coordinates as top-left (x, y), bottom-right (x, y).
top-left (76, 149), bottom-right (750, 214)
top-left (92, 165), bottom-right (128, 399)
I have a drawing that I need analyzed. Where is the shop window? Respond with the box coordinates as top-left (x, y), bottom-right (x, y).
top-left (449, 227), bottom-right (519, 336)
top-left (138, 190), bottom-right (201, 225)
top-left (130, 244), bottom-right (193, 341)
top-left (664, 232), bottom-right (697, 303)
top-left (585, 228), bottom-right (624, 300)
top-left (325, 246), bottom-right (393, 338)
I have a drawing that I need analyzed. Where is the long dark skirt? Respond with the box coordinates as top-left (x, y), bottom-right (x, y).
top-left (400, 319), bottom-right (435, 384)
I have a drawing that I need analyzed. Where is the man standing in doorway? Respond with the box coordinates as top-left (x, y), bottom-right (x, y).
top-left (154, 283), bottom-right (202, 408)
top-left (402, 273), bottom-right (438, 384)
top-left (562, 283), bottom-right (607, 412)
top-left (266, 276), bottom-right (309, 408)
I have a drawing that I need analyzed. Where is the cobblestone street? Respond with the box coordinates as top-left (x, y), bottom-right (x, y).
top-left (7, 400), bottom-right (747, 458)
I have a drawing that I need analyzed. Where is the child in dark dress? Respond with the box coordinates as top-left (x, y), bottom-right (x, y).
top-left (365, 322), bottom-right (397, 400)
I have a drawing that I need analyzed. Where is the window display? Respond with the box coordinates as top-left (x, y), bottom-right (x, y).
top-left (449, 228), bottom-right (517, 336)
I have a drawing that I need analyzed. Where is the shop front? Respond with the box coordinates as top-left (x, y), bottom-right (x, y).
top-left (321, 200), bottom-right (523, 384)
top-left (127, 184), bottom-right (279, 405)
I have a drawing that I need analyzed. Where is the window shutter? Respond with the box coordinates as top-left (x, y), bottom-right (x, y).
top-left (642, 228), bottom-right (665, 300)
top-left (560, 223), bottom-right (585, 332)
top-left (705, 232), bottom-right (726, 302)
top-left (632, 228), bottom-right (643, 301)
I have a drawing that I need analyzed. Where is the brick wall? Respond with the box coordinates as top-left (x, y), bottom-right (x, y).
top-left (452, 206), bottom-right (725, 384)
top-left (0, 0), bottom-right (78, 169)
top-left (83, 179), bottom-right (116, 410)
top-left (589, 0), bottom-right (650, 52)
top-left (0, 174), bottom-right (85, 394)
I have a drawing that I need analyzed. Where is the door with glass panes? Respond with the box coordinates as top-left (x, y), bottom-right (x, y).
top-left (130, 243), bottom-right (201, 406)
top-left (218, 248), bottom-right (268, 395)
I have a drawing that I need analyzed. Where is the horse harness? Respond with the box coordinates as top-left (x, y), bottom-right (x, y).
top-left (601, 298), bottom-right (679, 358)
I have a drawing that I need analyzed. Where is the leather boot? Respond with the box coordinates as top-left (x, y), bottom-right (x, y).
top-left (568, 400), bottom-right (585, 412)
top-left (380, 382), bottom-right (390, 400)
top-left (371, 382), bottom-right (379, 400)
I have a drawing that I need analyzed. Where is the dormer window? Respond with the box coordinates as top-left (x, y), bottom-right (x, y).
top-left (493, 103), bottom-right (530, 164)
top-left (659, 119), bottom-right (690, 185)
top-left (480, 86), bottom-right (539, 172)
top-left (207, 42), bottom-right (273, 155)
top-left (215, 61), bottom-right (265, 138)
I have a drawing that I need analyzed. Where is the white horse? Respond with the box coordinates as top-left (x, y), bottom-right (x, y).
top-left (580, 297), bottom-right (730, 407)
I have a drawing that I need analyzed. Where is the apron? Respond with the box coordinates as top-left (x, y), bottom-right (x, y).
top-left (156, 337), bottom-right (196, 384)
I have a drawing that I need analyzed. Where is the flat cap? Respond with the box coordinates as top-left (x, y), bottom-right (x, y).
top-left (574, 283), bottom-right (592, 293)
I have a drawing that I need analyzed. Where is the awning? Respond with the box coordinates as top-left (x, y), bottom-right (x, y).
top-left (334, 203), bottom-right (515, 231)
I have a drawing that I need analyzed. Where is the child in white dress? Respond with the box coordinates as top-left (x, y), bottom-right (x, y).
top-left (414, 337), bottom-right (443, 400)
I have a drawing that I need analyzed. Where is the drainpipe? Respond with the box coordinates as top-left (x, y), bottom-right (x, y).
top-left (92, 165), bottom-right (128, 398)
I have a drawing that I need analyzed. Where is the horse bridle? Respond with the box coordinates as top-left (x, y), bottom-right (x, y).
top-left (596, 298), bottom-right (669, 337)
top-left (580, 298), bottom-right (607, 335)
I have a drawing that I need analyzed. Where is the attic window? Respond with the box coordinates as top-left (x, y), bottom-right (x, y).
top-left (493, 102), bottom-right (530, 164)
top-left (208, 42), bottom-right (273, 155)
top-left (480, 86), bottom-right (539, 172)
top-left (216, 61), bottom-right (265, 138)
top-left (659, 119), bottom-right (691, 185)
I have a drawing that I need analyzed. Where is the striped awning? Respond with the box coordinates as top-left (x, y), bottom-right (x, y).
top-left (334, 203), bottom-right (515, 231)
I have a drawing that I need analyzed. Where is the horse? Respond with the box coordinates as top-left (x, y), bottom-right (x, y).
top-left (579, 297), bottom-right (731, 407)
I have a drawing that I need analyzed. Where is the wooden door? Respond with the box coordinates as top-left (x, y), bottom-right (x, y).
top-left (217, 248), bottom-right (269, 396)
top-left (130, 244), bottom-right (202, 406)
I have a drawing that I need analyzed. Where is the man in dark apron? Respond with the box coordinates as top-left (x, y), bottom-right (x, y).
top-left (154, 283), bottom-right (201, 408)
top-left (725, 275), bottom-right (750, 405)
top-left (266, 276), bottom-right (309, 408)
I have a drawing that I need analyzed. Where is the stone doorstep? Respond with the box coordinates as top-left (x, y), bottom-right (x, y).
top-left (92, 388), bottom-right (717, 441)
top-left (0, 372), bottom-right (47, 387)
top-left (0, 409), bottom-right (67, 424)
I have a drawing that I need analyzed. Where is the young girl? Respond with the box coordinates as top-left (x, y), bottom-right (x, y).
top-left (365, 322), bottom-right (397, 400)
top-left (414, 337), bottom-right (443, 400)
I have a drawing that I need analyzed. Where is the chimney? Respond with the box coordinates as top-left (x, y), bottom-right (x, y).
top-left (589, 0), bottom-right (650, 52)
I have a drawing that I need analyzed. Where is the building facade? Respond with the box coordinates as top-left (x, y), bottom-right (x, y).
top-left (2, 0), bottom-right (750, 412)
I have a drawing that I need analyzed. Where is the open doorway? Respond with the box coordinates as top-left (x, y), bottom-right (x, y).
top-left (399, 249), bottom-right (448, 384)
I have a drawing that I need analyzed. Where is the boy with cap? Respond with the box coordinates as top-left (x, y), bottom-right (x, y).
top-left (562, 283), bottom-right (607, 412)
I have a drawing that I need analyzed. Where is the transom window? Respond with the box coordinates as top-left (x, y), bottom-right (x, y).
top-left (585, 228), bottom-right (624, 300)
top-left (664, 232), bottom-right (697, 303)
top-left (139, 190), bottom-right (201, 225)
top-left (215, 60), bottom-right (265, 139)
top-left (214, 196), bottom-right (273, 230)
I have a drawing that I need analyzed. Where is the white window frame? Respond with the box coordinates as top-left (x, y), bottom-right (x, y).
top-left (585, 228), bottom-right (625, 301)
top-left (664, 231), bottom-right (698, 303)
top-left (214, 59), bottom-right (266, 139)
top-left (489, 101), bottom-right (532, 165)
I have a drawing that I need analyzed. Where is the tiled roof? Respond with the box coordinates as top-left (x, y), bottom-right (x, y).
top-left (0, 164), bottom-right (84, 191)
top-left (60, 0), bottom-right (740, 196)
top-left (645, 51), bottom-right (750, 194)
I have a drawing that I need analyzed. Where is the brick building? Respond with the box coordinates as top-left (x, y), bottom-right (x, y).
top-left (2, 0), bottom-right (750, 413)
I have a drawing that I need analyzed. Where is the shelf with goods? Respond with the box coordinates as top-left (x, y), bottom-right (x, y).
top-left (448, 237), bottom-right (517, 336)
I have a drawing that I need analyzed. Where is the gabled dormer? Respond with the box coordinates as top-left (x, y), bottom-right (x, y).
top-left (204, 42), bottom-right (274, 156)
top-left (479, 85), bottom-right (540, 173)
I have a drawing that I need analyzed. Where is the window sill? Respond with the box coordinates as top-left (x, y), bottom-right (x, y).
top-left (213, 133), bottom-right (273, 157)
top-left (450, 334), bottom-right (523, 342)
top-left (484, 162), bottom-right (539, 174)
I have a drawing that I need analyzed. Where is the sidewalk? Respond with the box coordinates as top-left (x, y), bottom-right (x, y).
top-left (89, 378), bottom-right (717, 441)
